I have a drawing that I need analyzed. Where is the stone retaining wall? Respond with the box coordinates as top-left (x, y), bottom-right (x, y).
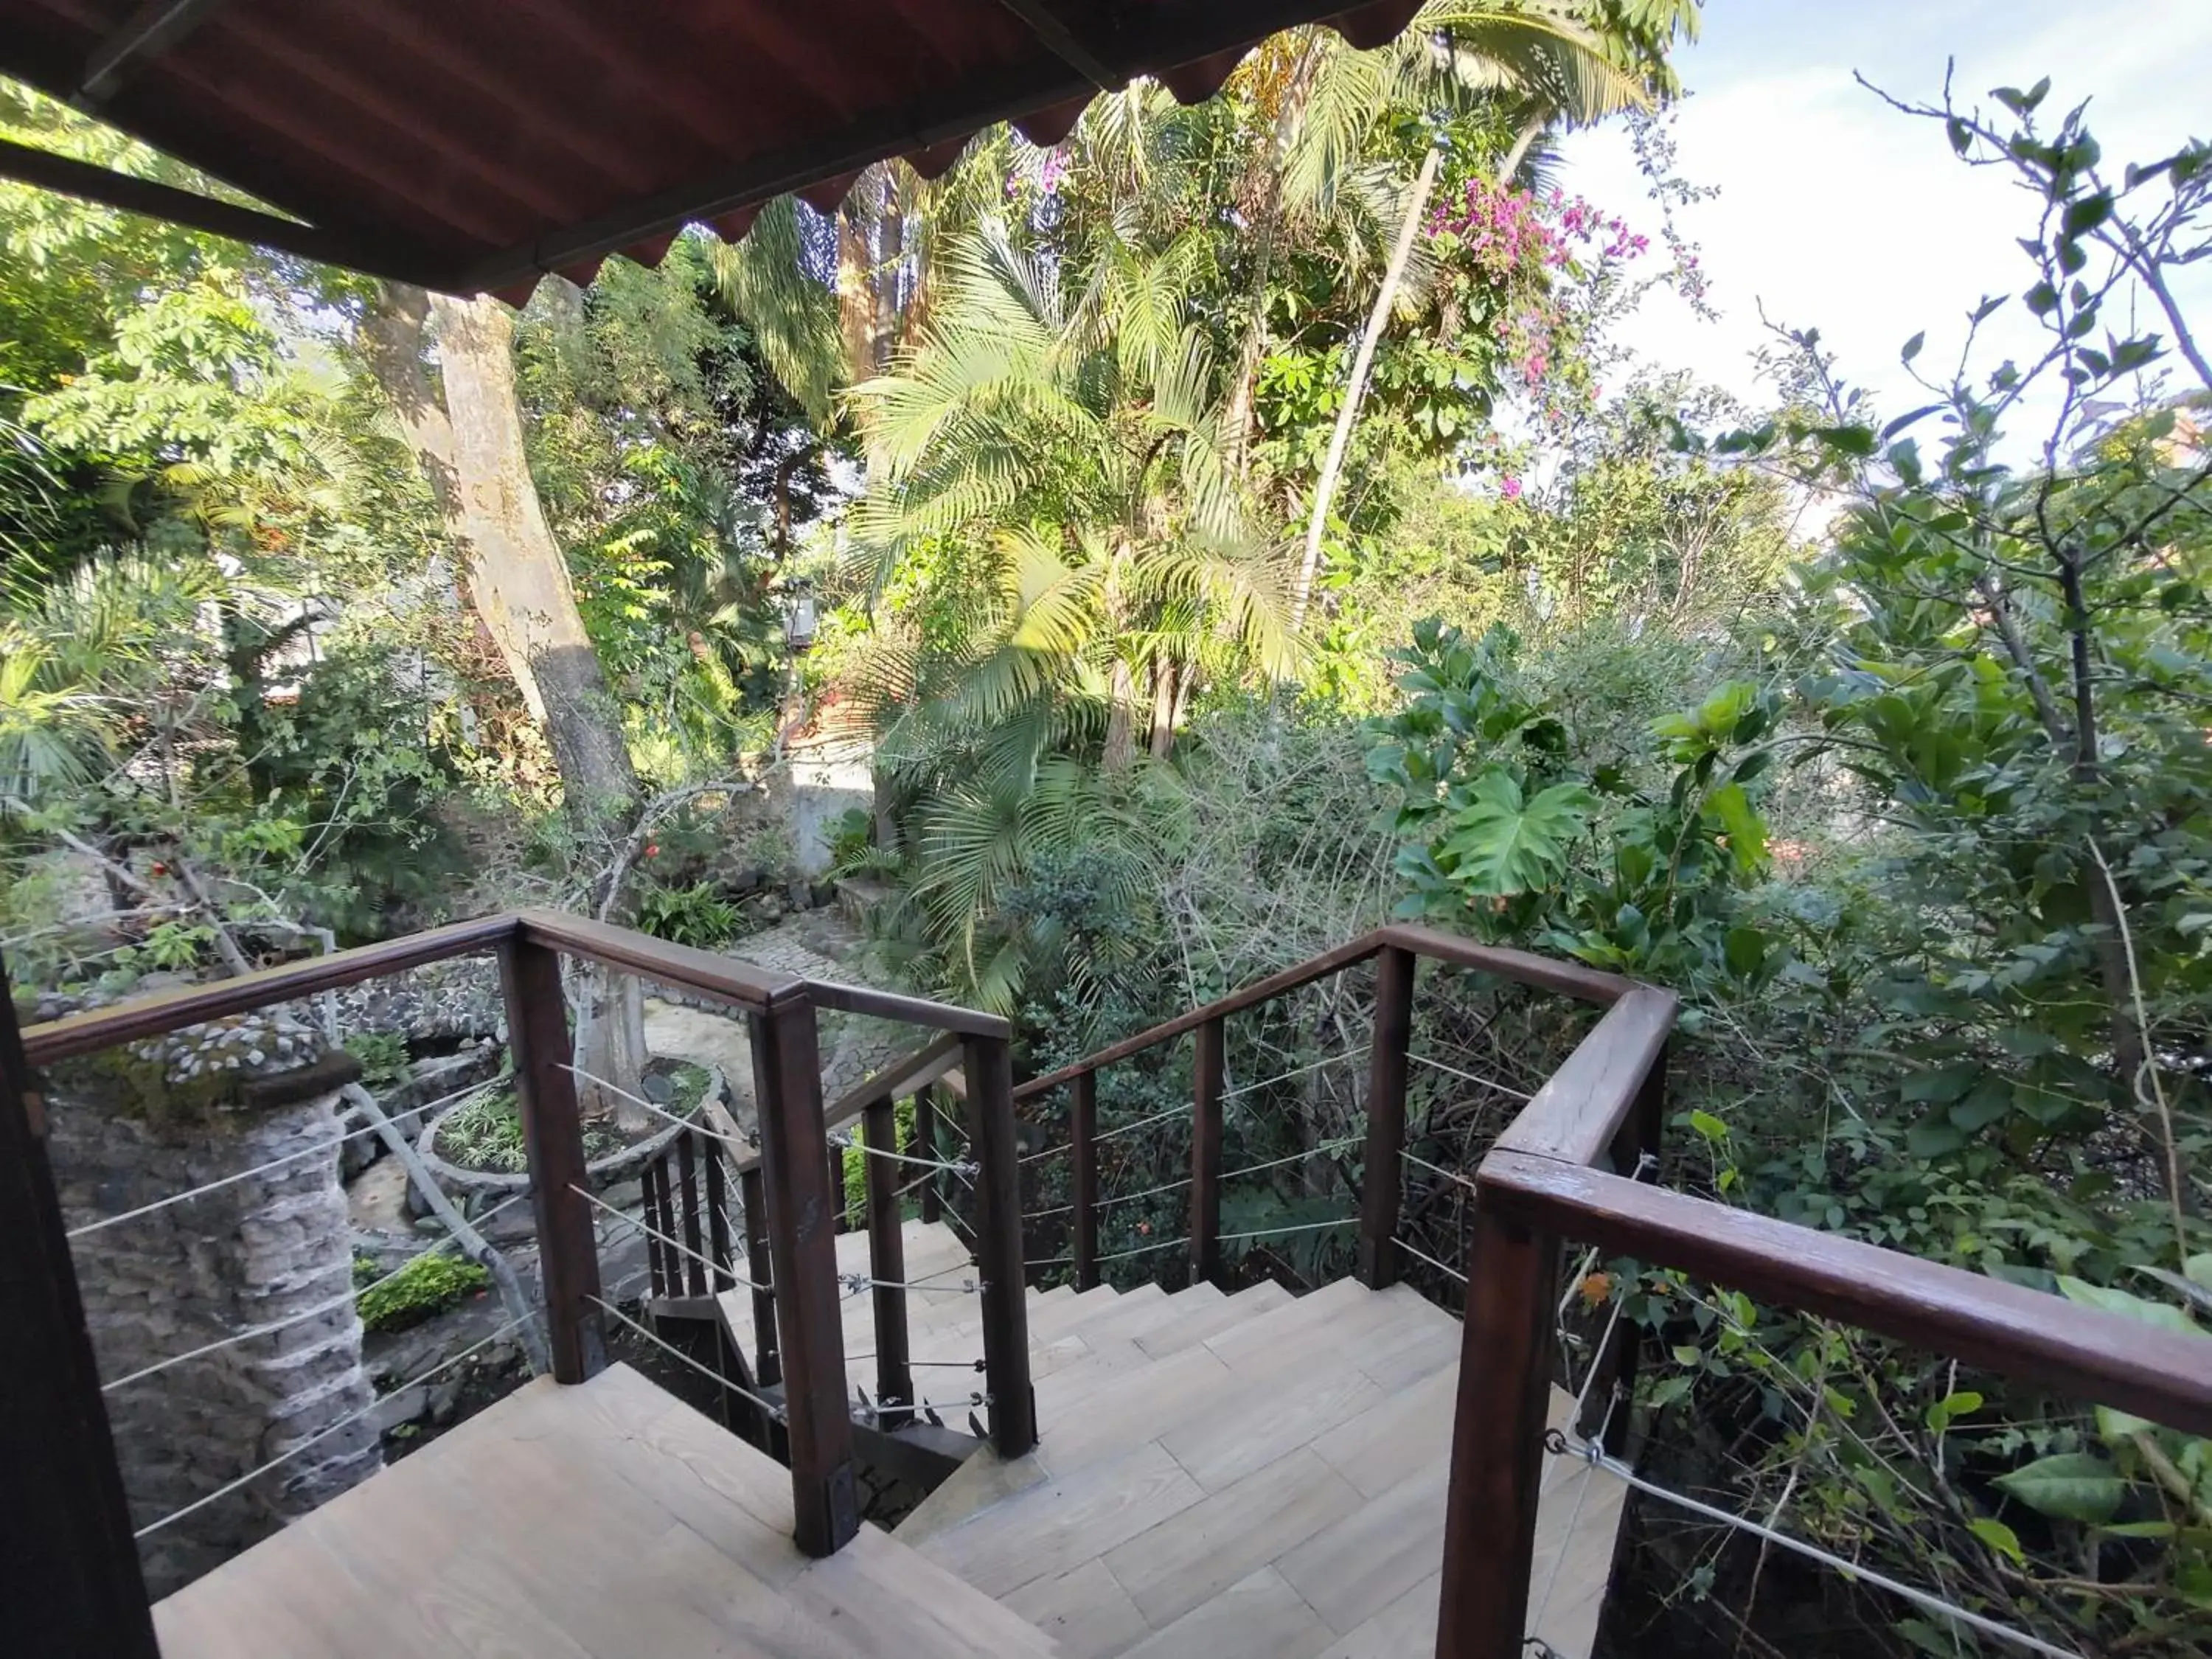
top-left (36, 995), bottom-right (382, 1597)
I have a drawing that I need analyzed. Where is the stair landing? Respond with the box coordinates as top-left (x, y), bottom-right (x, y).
top-left (152, 1361), bottom-right (1057, 1658)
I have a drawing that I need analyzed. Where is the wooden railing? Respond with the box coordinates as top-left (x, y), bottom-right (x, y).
top-left (1, 908), bottom-right (1034, 1657)
top-left (1002, 924), bottom-right (2212, 1659)
top-left (13, 909), bottom-right (2212, 1659)
top-left (1007, 922), bottom-right (1634, 1291)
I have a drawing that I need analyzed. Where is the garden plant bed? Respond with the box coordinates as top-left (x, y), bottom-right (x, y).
top-left (416, 1057), bottom-right (723, 1200)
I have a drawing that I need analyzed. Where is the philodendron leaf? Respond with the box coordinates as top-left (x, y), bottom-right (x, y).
top-left (1436, 770), bottom-right (1595, 895)
top-left (1993, 1452), bottom-right (2126, 1523)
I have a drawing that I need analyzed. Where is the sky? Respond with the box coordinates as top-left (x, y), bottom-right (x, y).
top-left (1554, 0), bottom-right (2212, 431)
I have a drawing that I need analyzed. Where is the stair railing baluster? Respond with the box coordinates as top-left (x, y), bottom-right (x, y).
top-left (738, 1162), bottom-right (780, 1388)
top-left (703, 1133), bottom-right (734, 1294)
top-left (1189, 1018), bottom-right (1224, 1283)
top-left (911, 1083), bottom-right (942, 1224)
top-left (675, 1127), bottom-right (709, 1298)
top-left (1357, 945), bottom-right (1416, 1290)
top-left (1070, 1070), bottom-right (1098, 1290)
top-left (863, 1093), bottom-right (913, 1430)
top-left (961, 1032), bottom-right (1036, 1457)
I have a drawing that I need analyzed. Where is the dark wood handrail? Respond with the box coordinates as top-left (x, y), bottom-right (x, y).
top-left (20, 914), bottom-right (522, 1065)
top-left (1011, 923), bottom-right (1632, 1105)
top-left (517, 909), bottom-right (793, 1007)
top-left (24, 911), bottom-right (1011, 1065)
top-left (1480, 1150), bottom-right (2212, 1439)
top-left (1488, 985), bottom-right (1675, 1166)
top-left (726, 1033), bottom-right (964, 1176)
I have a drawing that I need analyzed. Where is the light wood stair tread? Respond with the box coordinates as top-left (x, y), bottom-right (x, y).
top-left (153, 1363), bottom-right (1061, 1658)
top-left (903, 1279), bottom-right (1626, 1658)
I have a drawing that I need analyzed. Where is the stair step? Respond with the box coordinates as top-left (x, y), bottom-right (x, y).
top-left (1032, 1286), bottom-right (1290, 1420)
top-left (1133, 1281), bottom-right (1292, 1360)
top-left (895, 1275), bottom-right (1628, 1658)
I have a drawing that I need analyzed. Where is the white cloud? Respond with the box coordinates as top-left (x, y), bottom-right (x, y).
top-left (1556, 0), bottom-right (2212, 437)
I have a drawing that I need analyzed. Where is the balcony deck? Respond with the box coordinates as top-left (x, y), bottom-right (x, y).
top-left (150, 1363), bottom-right (1057, 1658)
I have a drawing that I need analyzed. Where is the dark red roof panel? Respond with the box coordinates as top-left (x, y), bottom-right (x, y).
top-left (0, 0), bottom-right (1424, 296)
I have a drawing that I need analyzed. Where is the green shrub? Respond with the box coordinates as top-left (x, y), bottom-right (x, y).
top-left (357, 1252), bottom-right (488, 1332)
top-left (439, 1089), bottom-right (529, 1172)
top-left (636, 880), bottom-right (741, 949)
top-left (342, 1031), bottom-right (411, 1091)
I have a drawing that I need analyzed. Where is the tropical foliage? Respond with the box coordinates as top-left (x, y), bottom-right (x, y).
top-left (7, 7), bottom-right (2211, 1654)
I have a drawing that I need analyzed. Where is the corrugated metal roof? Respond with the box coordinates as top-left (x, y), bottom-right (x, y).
top-left (0, 0), bottom-right (1423, 298)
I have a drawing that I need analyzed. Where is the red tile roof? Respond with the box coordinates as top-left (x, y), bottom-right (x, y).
top-left (1, 1), bottom-right (1422, 298)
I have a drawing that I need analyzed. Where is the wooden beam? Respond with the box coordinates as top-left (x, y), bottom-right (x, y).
top-left (1069, 1070), bottom-right (1099, 1290)
top-left (993, 0), bottom-right (1122, 88)
top-left (961, 1032), bottom-right (1037, 1458)
top-left (1434, 1206), bottom-right (1557, 1657)
top-left (0, 136), bottom-right (442, 288)
top-left (516, 910), bottom-right (792, 1012)
top-left (0, 950), bottom-right (161, 1658)
top-left (1488, 985), bottom-right (1677, 1167)
top-left (748, 998), bottom-right (859, 1556)
top-left (78, 0), bottom-right (231, 103)
top-left (863, 1096), bottom-right (914, 1430)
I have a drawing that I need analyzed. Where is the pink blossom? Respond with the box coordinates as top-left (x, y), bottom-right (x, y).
top-left (1499, 476), bottom-right (1523, 499)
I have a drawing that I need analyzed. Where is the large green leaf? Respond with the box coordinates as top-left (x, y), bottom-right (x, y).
top-left (1993, 1453), bottom-right (2126, 1523)
top-left (1437, 769), bottom-right (1594, 894)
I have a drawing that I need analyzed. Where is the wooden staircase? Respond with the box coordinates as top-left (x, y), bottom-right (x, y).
top-left (720, 1221), bottom-right (1627, 1658)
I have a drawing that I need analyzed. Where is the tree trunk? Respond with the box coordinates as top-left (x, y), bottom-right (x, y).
top-left (427, 293), bottom-right (638, 832)
top-left (361, 285), bottom-right (546, 726)
top-left (1290, 144), bottom-right (1441, 636)
top-left (366, 284), bottom-right (647, 1126)
top-left (1102, 658), bottom-right (1139, 772)
top-left (838, 184), bottom-right (877, 383)
top-left (1147, 657), bottom-right (1178, 759)
top-left (1225, 38), bottom-right (1319, 481)
top-left (873, 174), bottom-right (905, 373)
top-left (1291, 115), bottom-right (1545, 635)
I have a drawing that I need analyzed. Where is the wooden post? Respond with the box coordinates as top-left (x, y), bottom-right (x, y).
top-left (0, 951), bottom-right (162, 1658)
top-left (748, 998), bottom-right (859, 1557)
top-left (1070, 1070), bottom-right (1099, 1291)
top-left (1434, 1203), bottom-right (1558, 1658)
top-left (863, 1095), bottom-right (913, 1430)
top-left (911, 1085), bottom-right (942, 1224)
top-left (1190, 1016), bottom-right (1225, 1282)
top-left (1582, 1042), bottom-right (1667, 1441)
top-left (704, 1135), bottom-right (735, 1293)
top-left (499, 936), bottom-right (606, 1383)
top-left (1358, 946), bottom-right (1416, 1289)
top-left (961, 1032), bottom-right (1037, 1457)
top-left (739, 1163), bottom-right (780, 1387)
top-left (829, 1145), bottom-right (848, 1234)
top-left (676, 1130), bottom-right (709, 1298)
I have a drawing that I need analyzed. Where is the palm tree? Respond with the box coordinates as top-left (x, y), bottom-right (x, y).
top-left (851, 218), bottom-right (1291, 761)
top-left (844, 219), bottom-right (1292, 1005)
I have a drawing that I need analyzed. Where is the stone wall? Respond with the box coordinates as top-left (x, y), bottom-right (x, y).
top-left (36, 995), bottom-right (382, 1598)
